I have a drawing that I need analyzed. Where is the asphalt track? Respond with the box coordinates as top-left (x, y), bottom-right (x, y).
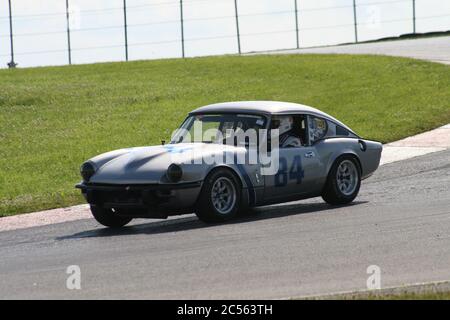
top-left (259, 36), bottom-right (450, 65)
top-left (0, 149), bottom-right (449, 299)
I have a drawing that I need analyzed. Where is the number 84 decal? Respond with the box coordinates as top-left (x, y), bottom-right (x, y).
top-left (275, 155), bottom-right (304, 187)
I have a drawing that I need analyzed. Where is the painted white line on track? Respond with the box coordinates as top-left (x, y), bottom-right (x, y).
top-left (0, 204), bottom-right (91, 232)
top-left (380, 146), bottom-right (445, 166)
top-left (380, 123), bottom-right (450, 165)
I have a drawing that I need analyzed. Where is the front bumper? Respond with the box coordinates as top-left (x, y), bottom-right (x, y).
top-left (76, 181), bottom-right (202, 217)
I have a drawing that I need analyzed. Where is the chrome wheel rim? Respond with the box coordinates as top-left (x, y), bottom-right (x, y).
top-left (336, 160), bottom-right (358, 196)
top-left (211, 177), bottom-right (236, 215)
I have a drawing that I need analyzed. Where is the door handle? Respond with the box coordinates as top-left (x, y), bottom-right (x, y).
top-left (304, 151), bottom-right (315, 158)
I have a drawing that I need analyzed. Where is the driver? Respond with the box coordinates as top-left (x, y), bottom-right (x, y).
top-left (271, 116), bottom-right (302, 148)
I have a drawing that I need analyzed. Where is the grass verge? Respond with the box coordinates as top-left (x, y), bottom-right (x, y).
top-left (0, 54), bottom-right (449, 216)
top-left (303, 281), bottom-right (450, 300)
top-left (364, 291), bottom-right (450, 300)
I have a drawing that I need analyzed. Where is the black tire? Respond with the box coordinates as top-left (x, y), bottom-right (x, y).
top-left (90, 205), bottom-right (132, 228)
top-left (195, 168), bottom-right (242, 223)
top-left (322, 155), bottom-right (361, 205)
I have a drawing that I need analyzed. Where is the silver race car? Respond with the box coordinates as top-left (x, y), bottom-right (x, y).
top-left (76, 101), bottom-right (382, 227)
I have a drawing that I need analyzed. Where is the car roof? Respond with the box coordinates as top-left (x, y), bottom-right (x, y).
top-left (190, 101), bottom-right (358, 136)
top-left (191, 101), bottom-right (321, 115)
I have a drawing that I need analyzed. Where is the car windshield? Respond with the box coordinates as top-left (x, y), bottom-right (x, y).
top-left (170, 113), bottom-right (267, 145)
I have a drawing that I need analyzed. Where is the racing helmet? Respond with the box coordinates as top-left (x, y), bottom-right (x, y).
top-left (272, 116), bottom-right (293, 135)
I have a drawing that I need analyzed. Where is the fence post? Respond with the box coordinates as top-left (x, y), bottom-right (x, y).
top-left (180, 0), bottom-right (185, 58)
top-left (234, 0), bottom-right (241, 54)
top-left (65, 0), bottom-right (72, 65)
top-left (412, 0), bottom-right (416, 34)
top-left (7, 0), bottom-right (17, 68)
top-left (352, 0), bottom-right (358, 43)
top-left (123, 0), bottom-right (129, 61)
top-left (294, 0), bottom-right (299, 49)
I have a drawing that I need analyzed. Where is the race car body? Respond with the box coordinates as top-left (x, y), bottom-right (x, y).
top-left (76, 101), bottom-right (382, 227)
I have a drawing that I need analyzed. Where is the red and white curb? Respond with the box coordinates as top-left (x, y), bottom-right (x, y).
top-left (1, 124), bottom-right (449, 232)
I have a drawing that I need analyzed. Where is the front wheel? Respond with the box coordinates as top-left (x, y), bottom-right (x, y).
top-left (322, 155), bottom-right (361, 205)
top-left (90, 205), bottom-right (132, 228)
top-left (195, 168), bottom-right (242, 223)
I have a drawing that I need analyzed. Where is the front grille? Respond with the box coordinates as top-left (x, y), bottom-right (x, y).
top-left (105, 190), bottom-right (142, 204)
top-left (87, 188), bottom-right (161, 206)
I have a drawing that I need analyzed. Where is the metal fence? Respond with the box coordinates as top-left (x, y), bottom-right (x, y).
top-left (1, 0), bottom-right (449, 68)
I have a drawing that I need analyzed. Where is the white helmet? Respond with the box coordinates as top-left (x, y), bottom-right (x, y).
top-left (273, 116), bottom-right (293, 135)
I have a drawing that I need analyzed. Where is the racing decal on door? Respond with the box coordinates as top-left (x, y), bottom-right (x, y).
top-left (274, 155), bottom-right (304, 187)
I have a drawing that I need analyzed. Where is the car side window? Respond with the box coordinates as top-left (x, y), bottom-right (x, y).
top-left (336, 125), bottom-right (350, 136)
top-left (308, 116), bottom-right (328, 144)
top-left (270, 114), bottom-right (308, 148)
top-left (325, 120), bottom-right (358, 138)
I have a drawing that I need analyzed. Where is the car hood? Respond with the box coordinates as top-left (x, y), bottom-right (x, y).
top-left (88, 143), bottom-right (244, 184)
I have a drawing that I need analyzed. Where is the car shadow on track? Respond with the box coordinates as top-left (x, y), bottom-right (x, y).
top-left (57, 200), bottom-right (367, 240)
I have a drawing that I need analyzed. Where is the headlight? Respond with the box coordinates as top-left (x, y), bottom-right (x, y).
top-left (80, 162), bottom-right (96, 182)
top-left (167, 163), bottom-right (183, 182)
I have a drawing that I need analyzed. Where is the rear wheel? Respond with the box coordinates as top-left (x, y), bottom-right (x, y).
top-left (322, 155), bottom-right (361, 205)
top-left (90, 205), bottom-right (132, 228)
top-left (196, 168), bottom-right (242, 223)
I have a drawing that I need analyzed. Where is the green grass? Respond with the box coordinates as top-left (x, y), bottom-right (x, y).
top-left (364, 291), bottom-right (450, 300)
top-left (0, 54), bottom-right (449, 216)
top-left (328, 290), bottom-right (450, 300)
